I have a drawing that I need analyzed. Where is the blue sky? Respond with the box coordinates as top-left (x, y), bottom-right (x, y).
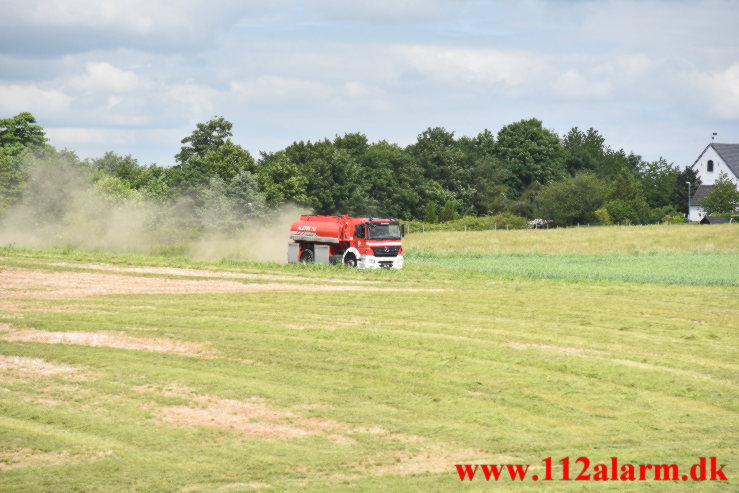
top-left (1, 0), bottom-right (738, 167)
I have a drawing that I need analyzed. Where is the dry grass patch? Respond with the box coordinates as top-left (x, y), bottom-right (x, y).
top-left (282, 323), bottom-right (337, 331)
top-left (1, 328), bottom-right (217, 358)
top-left (0, 448), bottom-right (113, 471)
top-left (180, 482), bottom-right (272, 492)
top-left (156, 394), bottom-right (348, 441)
top-left (0, 266), bottom-right (440, 299)
top-left (0, 299), bottom-right (106, 313)
top-left (53, 262), bottom-right (378, 284)
top-left (0, 448), bottom-right (70, 471)
top-left (506, 341), bottom-right (608, 357)
top-left (371, 446), bottom-right (500, 476)
top-left (143, 386), bottom-right (389, 443)
top-left (0, 354), bottom-right (81, 378)
top-left (325, 444), bottom-right (512, 480)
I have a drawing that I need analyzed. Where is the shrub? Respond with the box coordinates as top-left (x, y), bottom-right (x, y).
top-left (405, 213), bottom-right (529, 232)
top-left (593, 208), bottom-right (613, 225)
top-left (662, 213), bottom-right (687, 224)
top-left (648, 205), bottom-right (678, 224)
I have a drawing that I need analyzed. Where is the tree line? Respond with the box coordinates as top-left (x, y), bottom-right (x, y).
top-left (1, 112), bottom-right (723, 232)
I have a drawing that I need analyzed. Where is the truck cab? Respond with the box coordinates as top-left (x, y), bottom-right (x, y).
top-left (288, 215), bottom-right (404, 269)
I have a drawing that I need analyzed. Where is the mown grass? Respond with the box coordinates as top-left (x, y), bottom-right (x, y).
top-left (0, 225), bottom-right (738, 492)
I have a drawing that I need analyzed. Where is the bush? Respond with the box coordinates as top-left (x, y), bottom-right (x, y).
top-left (534, 173), bottom-right (608, 226)
top-left (662, 213), bottom-right (687, 224)
top-left (647, 206), bottom-right (678, 224)
top-left (405, 213), bottom-right (529, 232)
top-left (593, 208), bottom-right (612, 225)
top-left (605, 198), bottom-right (649, 225)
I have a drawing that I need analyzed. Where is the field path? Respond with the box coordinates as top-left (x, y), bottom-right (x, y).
top-left (0, 265), bottom-right (441, 299)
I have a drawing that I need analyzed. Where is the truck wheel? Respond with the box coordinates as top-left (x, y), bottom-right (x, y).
top-left (300, 249), bottom-right (314, 263)
top-left (343, 253), bottom-right (357, 268)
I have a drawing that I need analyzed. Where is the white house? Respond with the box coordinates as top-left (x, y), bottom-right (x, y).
top-left (687, 143), bottom-right (739, 221)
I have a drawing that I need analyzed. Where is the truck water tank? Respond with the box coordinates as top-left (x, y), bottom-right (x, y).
top-left (289, 215), bottom-right (346, 243)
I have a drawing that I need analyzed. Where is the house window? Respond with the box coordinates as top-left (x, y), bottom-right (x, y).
top-left (707, 160), bottom-right (714, 172)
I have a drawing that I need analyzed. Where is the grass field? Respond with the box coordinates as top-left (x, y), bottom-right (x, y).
top-left (0, 224), bottom-right (737, 492)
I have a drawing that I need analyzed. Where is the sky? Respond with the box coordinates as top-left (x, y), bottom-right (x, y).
top-left (1, 0), bottom-right (738, 168)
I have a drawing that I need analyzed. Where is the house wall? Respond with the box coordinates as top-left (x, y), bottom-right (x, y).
top-left (695, 146), bottom-right (739, 186)
top-left (688, 204), bottom-right (704, 222)
top-left (689, 145), bottom-right (739, 221)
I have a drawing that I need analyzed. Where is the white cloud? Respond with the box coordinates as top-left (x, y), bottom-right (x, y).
top-left (1, 0), bottom-right (737, 169)
top-left (0, 0), bottom-right (278, 56)
top-left (341, 82), bottom-right (390, 111)
top-left (3, 0), bottom-right (246, 34)
top-left (45, 126), bottom-right (183, 163)
top-left (69, 62), bottom-right (144, 93)
top-left (399, 45), bottom-right (545, 86)
top-left (694, 63), bottom-right (739, 119)
top-left (306, 0), bottom-right (464, 22)
top-left (169, 83), bottom-right (221, 116)
top-left (0, 84), bottom-right (72, 114)
top-left (230, 76), bottom-right (333, 103)
top-left (553, 69), bottom-right (612, 100)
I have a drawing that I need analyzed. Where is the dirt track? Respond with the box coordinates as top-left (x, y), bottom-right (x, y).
top-left (0, 265), bottom-right (442, 299)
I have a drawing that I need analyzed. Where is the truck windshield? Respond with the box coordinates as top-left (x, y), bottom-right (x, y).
top-left (366, 222), bottom-right (401, 240)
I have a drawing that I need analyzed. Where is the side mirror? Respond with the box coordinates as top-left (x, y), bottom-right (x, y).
top-left (401, 224), bottom-right (406, 237)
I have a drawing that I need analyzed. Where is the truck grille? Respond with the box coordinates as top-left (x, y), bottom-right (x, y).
top-left (371, 246), bottom-right (400, 257)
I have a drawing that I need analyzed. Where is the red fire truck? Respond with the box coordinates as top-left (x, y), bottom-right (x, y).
top-left (288, 215), bottom-right (404, 269)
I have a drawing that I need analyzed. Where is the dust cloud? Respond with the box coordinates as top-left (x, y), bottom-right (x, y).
top-left (0, 155), bottom-right (309, 263)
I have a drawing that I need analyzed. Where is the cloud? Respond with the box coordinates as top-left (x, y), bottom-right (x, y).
top-left (1, 0), bottom-right (738, 171)
top-left (69, 62), bottom-right (144, 93)
top-left (168, 83), bottom-right (221, 116)
top-left (0, 84), bottom-right (72, 115)
top-left (230, 76), bottom-right (333, 104)
top-left (694, 63), bottom-right (739, 119)
top-left (342, 82), bottom-right (390, 111)
top-left (553, 69), bottom-right (612, 100)
top-left (305, 0), bottom-right (465, 22)
top-left (399, 45), bottom-right (545, 86)
top-left (0, 0), bottom-right (275, 56)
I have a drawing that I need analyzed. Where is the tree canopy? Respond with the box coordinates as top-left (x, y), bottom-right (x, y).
top-left (0, 112), bottom-right (707, 227)
top-left (701, 172), bottom-right (739, 216)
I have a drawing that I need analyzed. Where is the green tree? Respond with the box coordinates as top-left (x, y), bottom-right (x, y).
top-left (671, 165), bottom-right (700, 215)
top-left (88, 152), bottom-right (143, 186)
top-left (701, 172), bottom-right (739, 216)
top-left (439, 199), bottom-right (458, 222)
top-left (175, 116), bottom-right (233, 166)
top-left (257, 151), bottom-right (309, 207)
top-left (281, 139), bottom-right (372, 215)
top-left (407, 127), bottom-right (475, 213)
top-left (0, 112), bottom-right (49, 214)
top-left (639, 157), bottom-right (680, 209)
top-left (422, 201), bottom-right (439, 223)
top-left (494, 119), bottom-right (566, 197)
top-left (173, 117), bottom-right (256, 193)
top-left (94, 175), bottom-right (144, 203)
top-left (362, 141), bottom-right (423, 219)
top-left (535, 173), bottom-right (608, 226)
top-left (471, 155), bottom-right (511, 215)
top-left (229, 169), bottom-right (265, 217)
top-left (0, 150), bottom-right (26, 213)
top-left (333, 132), bottom-right (369, 161)
top-left (562, 127), bottom-right (606, 176)
top-left (604, 170), bottom-right (650, 223)
top-left (192, 140), bottom-right (256, 182)
top-left (0, 112), bottom-right (47, 155)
